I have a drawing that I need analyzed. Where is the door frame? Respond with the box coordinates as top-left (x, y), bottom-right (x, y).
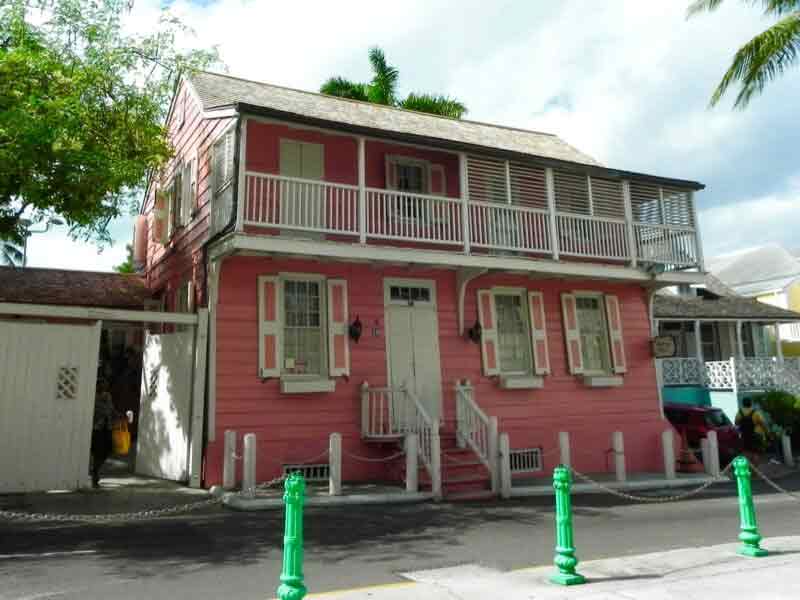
top-left (383, 278), bottom-right (441, 413)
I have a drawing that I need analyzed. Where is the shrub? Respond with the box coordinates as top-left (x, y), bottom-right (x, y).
top-left (751, 390), bottom-right (800, 435)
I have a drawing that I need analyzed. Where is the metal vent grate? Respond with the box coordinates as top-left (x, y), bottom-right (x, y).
top-left (282, 463), bottom-right (329, 481)
top-left (56, 366), bottom-right (79, 400)
top-left (509, 447), bottom-right (543, 473)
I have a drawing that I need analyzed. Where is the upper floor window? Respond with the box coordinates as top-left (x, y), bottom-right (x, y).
top-left (212, 128), bottom-right (236, 197)
top-left (280, 139), bottom-right (324, 180)
top-left (386, 156), bottom-right (428, 194)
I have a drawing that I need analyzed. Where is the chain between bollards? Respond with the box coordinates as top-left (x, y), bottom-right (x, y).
top-left (277, 472), bottom-right (307, 600)
top-left (550, 464), bottom-right (586, 586)
top-left (732, 456), bottom-right (768, 558)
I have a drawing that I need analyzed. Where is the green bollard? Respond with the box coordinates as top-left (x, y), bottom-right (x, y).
top-left (277, 473), bottom-right (307, 600)
top-left (732, 456), bottom-right (768, 557)
top-left (550, 465), bottom-right (586, 586)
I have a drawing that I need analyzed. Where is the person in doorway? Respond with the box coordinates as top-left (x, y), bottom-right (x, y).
top-left (90, 379), bottom-right (115, 488)
top-left (735, 398), bottom-right (767, 464)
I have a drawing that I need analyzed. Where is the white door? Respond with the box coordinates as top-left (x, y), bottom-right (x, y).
top-left (0, 321), bottom-right (101, 493)
top-left (136, 329), bottom-right (195, 481)
top-left (385, 281), bottom-right (443, 421)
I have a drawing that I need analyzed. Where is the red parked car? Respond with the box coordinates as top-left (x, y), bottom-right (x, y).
top-left (664, 403), bottom-right (742, 465)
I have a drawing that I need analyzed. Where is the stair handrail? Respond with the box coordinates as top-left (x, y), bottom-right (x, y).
top-left (403, 385), bottom-right (441, 499)
top-left (455, 379), bottom-right (499, 493)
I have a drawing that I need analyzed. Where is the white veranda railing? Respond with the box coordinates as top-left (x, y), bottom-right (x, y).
top-left (468, 201), bottom-right (551, 254)
top-left (635, 223), bottom-right (699, 267)
top-left (360, 381), bottom-right (441, 497)
top-left (556, 213), bottom-right (630, 260)
top-left (455, 380), bottom-right (498, 493)
top-left (658, 357), bottom-right (800, 395)
top-left (365, 188), bottom-right (464, 245)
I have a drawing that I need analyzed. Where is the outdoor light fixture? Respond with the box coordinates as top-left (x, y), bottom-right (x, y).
top-left (467, 319), bottom-right (482, 344)
top-left (349, 315), bottom-right (363, 343)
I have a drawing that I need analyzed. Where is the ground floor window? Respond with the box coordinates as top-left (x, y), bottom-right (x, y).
top-left (494, 291), bottom-right (532, 374)
top-left (282, 279), bottom-right (324, 376)
top-left (575, 295), bottom-right (612, 375)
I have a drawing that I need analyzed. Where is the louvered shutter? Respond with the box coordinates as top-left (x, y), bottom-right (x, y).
top-left (528, 291), bottom-right (550, 375)
top-left (258, 276), bottom-right (281, 378)
top-left (327, 279), bottom-right (349, 377)
top-left (152, 189), bottom-right (169, 245)
top-left (604, 294), bottom-right (627, 374)
top-left (191, 155), bottom-right (199, 211)
top-left (385, 156), bottom-right (398, 190)
top-left (477, 290), bottom-right (499, 376)
top-left (561, 293), bottom-right (584, 374)
top-left (430, 165), bottom-right (446, 195)
top-left (187, 280), bottom-right (196, 313)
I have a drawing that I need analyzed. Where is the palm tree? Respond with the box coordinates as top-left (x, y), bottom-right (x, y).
top-left (320, 47), bottom-right (467, 118)
top-left (0, 240), bottom-right (23, 266)
top-left (688, 0), bottom-right (800, 108)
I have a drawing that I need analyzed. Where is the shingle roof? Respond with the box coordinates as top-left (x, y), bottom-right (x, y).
top-left (0, 267), bottom-right (151, 310)
top-left (189, 71), bottom-right (605, 168)
top-left (654, 294), bottom-right (800, 321)
top-left (707, 244), bottom-right (800, 295)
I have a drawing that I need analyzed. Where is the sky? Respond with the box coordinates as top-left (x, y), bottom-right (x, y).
top-left (26, 0), bottom-right (800, 270)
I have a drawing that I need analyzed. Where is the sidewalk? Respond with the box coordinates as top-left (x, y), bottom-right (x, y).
top-left (307, 535), bottom-right (800, 599)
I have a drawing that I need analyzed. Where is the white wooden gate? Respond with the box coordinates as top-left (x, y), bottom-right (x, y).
top-left (0, 321), bottom-right (101, 493)
top-left (136, 329), bottom-right (195, 482)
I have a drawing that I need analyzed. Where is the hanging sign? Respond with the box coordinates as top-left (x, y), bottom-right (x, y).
top-left (652, 335), bottom-right (676, 358)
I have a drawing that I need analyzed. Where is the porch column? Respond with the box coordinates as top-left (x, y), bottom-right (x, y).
top-left (459, 152), bottom-right (471, 254)
top-left (694, 320), bottom-right (704, 363)
top-left (357, 137), bottom-right (366, 244)
top-left (546, 167), bottom-right (559, 260)
top-left (776, 323), bottom-right (784, 361)
top-left (623, 180), bottom-right (637, 267)
top-left (690, 191), bottom-right (705, 271)
top-left (736, 320), bottom-right (744, 357)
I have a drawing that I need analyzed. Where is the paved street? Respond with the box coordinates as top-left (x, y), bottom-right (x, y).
top-left (1, 476), bottom-right (799, 599)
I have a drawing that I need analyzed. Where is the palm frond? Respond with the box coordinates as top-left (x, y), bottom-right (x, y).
top-left (400, 93), bottom-right (468, 119)
top-left (710, 11), bottom-right (800, 107)
top-left (688, 0), bottom-right (800, 18)
top-left (367, 46), bottom-right (398, 105)
top-left (687, 0), bottom-right (728, 17)
top-left (319, 77), bottom-right (370, 101)
top-left (762, 1), bottom-right (800, 16)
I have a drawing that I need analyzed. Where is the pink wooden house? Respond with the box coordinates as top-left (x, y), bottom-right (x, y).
top-left (136, 71), bottom-right (706, 498)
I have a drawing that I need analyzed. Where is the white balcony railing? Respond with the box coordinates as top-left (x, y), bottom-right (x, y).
top-left (657, 357), bottom-right (800, 396)
top-left (241, 172), bottom-right (701, 269)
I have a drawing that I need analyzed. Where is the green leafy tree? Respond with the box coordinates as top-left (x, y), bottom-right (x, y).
top-left (320, 47), bottom-right (467, 118)
top-left (688, 0), bottom-right (800, 108)
top-left (113, 243), bottom-right (135, 273)
top-left (0, 0), bottom-right (220, 245)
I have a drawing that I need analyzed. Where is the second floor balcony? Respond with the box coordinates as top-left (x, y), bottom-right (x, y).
top-left (212, 119), bottom-right (704, 274)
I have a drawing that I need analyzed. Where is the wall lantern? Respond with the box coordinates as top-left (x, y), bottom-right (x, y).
top-left (349, 315), bottom-right (363, 343)
top-left (467, 319), bottom-right (482, 344)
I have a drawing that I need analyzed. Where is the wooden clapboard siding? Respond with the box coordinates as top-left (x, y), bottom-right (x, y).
top-left (204, 254), bottom-right (669, 486)
top-left (142, 79), bottom-right (235, 307)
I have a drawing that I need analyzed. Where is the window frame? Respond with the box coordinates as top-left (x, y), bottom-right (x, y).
top-left (279, 273), bottom-right (329, 380)
top-left (572, 291), bottom-right (613, 376)
top-left (491, 287), bottom-right (534, 376)
top-left (212, 127), bottom-right (236, 198)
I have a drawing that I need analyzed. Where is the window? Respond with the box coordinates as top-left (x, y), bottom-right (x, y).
top-left (700, 323), bottom-right (720, 361)
top-left (397, 163), bottom-right (425, 193)
top-left (212, 129), bottom-right (236, 196)
top-left (494, 292), bottom-right (532, 374)
top-left (575, 295), bottom-right (612, 375)
top-left (280, 139), bottom-right (324, 180)
top-left (282, 279), bottom-right (325, 376)
top-left (389, 285), bottom-right (431, 304)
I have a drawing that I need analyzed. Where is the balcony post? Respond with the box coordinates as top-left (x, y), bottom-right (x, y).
top-left (623, 180), bottom-right (637, 267)
top-left (690, 191), bottom-right (705, 271)
top-left (775, 323), bottom-right (784, 362)
top-left (358, 137), bottom-right (366, 244)
top-left (736, 320), bottom-right (744, 357)
top-left (694, 320), bottom-right (703, 364)
top-left (545, 167), bottom-right (559, 260)
top-left (459, 152), bottom-right (471, 254)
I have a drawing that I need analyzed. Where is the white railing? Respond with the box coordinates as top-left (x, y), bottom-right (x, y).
top-left (244, 172), bottom-right (360, 236)
top-left (234, 171), bottom-right (702, 270)
top-left (455, 380), bottom-right (498, 493)
top-left (659, 357), bottom-right (705, 386)
top-left (360, 381), bottom-right (441, 498)
top-left (365, 188), bottom-right (463, 245)
top-left (468, 201), bottom-right (550, 254)
top-left (635, 223), bottom-right (699, 267)
top-left (556, 213), bottom-right (630, 260)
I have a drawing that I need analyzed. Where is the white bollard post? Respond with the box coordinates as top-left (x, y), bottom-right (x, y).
top-left (405, 433), bottom-right (419, 493)
top-left (558, 431), bottom-right (571, 467)
top-left (242, 433), bottom-right (256, 497)
top-left (706, 430), bottom-right (720, 478)
top-left (700, 438), bottom-right (711, 475)
top-left (223, 430), bottom-right (237, 490)
top-left (661, 430), bottom-right (676, 480)
top-left (612, 431), bottom-right (626, 483)
top-left (329, 432), bottom-right (342, 496)
top-left (499, 433), bottom-right (512, 499)
top-left (783, 434), bottom-right (795, 468)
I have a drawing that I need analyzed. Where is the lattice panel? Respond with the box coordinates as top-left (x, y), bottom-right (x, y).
top-left (661, 358), bottom-right (703, 386)
top-left (703, 361), bottom-right (734, 390)
top-left (55, 366), bottom-right (80, 400)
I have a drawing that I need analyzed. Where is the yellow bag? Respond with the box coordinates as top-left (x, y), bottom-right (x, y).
top-left (112, 419), bottom-right (131, 456)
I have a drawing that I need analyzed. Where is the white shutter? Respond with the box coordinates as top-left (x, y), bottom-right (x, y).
top-left (477, 290), bottom-right (499, 376)
top-left (190, 155), bottom-right (198, 211)
top-left (528, 291), bottom-right (550, 375)
top-left (385, 155), bottom-right (398, 190)
top-left (258, 276), bottom-right (281, 378)
top-left (280, 139), bottom-right (302, 177)
top-left (152, 189), bottom-right (169, 245)
top-left (327, 279), bottom-right (349, 377)
top-left (301, 142), bottom-right (324, 180)
top-left (561, 293), bottom-right (584, 375)
top-left (604, 294), bottom-right (627, 374)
